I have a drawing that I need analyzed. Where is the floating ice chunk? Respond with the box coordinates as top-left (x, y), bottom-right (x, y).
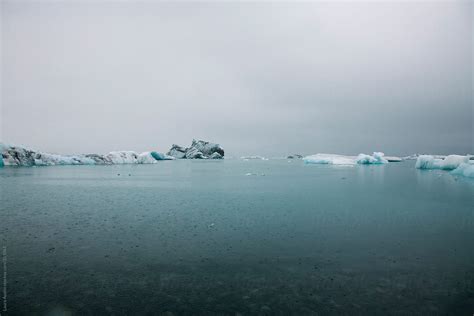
top-left (185, 147), bottom-right (205, 159)
top-left (1, 143), bottom-right (175, 167)
top-left (385, 156), bottom-right (403, 162)
top-left (190, 139), bottom-right (224, 158)
top-left (137, 151), bottom-right (174, 163)
top-left (441, 155), bottom-right (470, 169)
top-left (415, 155), bottom-right (469, 170)
top-left (415, 155), bottom-right (437, 169)
top-left (241, 156), bottom-right (268, 160)
top-left (1, 144), bottom-right (95, 166)
top-left (167, 140), bottom-right (224, 159)
top-left (1, 144), bottom-right (36, 166)
top-left (137, 152), bottom-right (158, 164)
top-left (167, 144), bottom-right (187, 159)
top-left (152, 152), bottom-right (175, 160)
top-left (105, 151), bottom-right (139, 164)
top-left (303, 154), bottom-right (356, 165)
top-left (34, 153), bottom-right (95, 166)
top-left (0, 143), bottom-right (4, 167)
top-left (287, 154), bottom-right (303, 159)
top-left (209, 152), bottom-right (223, 159)
top-left (451, 162), bottom-right (474, 178)
top-left (356, 152), bottom-right (388, 164)
top-left (304, 152), bottom-right (390, 165)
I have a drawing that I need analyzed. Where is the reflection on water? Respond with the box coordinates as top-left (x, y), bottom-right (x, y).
top-left (1, 160), bottom-right (473, 315)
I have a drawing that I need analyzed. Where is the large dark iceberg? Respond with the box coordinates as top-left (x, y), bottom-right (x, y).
top-left (167, 140), bottom-right (224, 159)
top-left (0, 140), bottom-right (225, 167)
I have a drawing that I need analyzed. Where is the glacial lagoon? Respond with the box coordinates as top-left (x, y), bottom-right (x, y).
top-left (1, 159), bottom-right (473, 315)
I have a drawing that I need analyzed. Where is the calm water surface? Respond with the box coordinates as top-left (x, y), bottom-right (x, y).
top-left (1, 160), bottom-right (473, 315)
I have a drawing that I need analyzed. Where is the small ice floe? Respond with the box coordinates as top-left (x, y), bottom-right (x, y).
top-left (385, 156), bottom-right (403, 162)
top-left (246, 173), bottom-right (266, 176)
top-left (208, 223), bottom-right (215, 228)
top-left (241, 155), bottom-right (268, 160)
top-left (303, 154), bottom-right (356, 165)
top-left (287, 154), bottom-right (303, 159)
top-left (303, 152), bottom-right (389, 165)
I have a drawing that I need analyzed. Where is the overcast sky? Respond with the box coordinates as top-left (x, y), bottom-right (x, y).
top-left (1, 1), bottom-right (472, 156)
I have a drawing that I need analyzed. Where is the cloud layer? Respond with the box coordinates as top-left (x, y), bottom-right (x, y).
top-left (1, 1), bottom-right (472, 156)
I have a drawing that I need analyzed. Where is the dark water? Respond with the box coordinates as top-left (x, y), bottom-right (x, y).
top-left (1, 160), bottom-right (473, 315)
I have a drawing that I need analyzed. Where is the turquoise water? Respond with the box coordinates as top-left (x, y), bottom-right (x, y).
top-left (1, 160), bottom-right (473, 315)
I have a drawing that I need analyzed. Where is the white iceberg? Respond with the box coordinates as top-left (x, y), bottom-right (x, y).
top-left (451, 162), bottom-right (474, 178)
top-left (303, 152), bottom-right (389, 165)
top-left (105, 151), bottom-right (139, 164)
top-left (303, 154), bottom-right (356, 165)
top-left (356, 152), bottom-right (388, 164)
top-left (415, 155), bottom-right (469, 170)
top-left (137, 151), bottom-right (174, 164)
top-left (137, 152), bottom-right (158, 164)
top-left (34, 153), bottom-right (96, 166)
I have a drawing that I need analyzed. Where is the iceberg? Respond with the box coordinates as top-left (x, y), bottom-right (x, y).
top-left (303, 152), bottom-right (389, 165)
top-left (1, 144), bottom-right (37, 166)
top-left (356, 152), bottom-right (388, 164)
top-left (167, 139), bottom-right (224, 159)
top-left (241, 156), bottom-right (268, 160)
top-left (0, 143), bottom-right (172, 167)
top-left (185, 147), bottom-right (206, 159)
top-left (451, 162), bottom-right (474, 178)
top-left (385, 156), bottom-right (403, 162)
top-left (287, 154), bottom-right (303, 159)
top-left (34, 153), bottom-right (96, 166)
top-left (137, 152), bottom-right (157, 164)
top-left (105, 151), bottom-right (139, 164)
top-left (1, 144), bottom-right (104, 166)
top-left (209, 152), bottom-right (223, 159)
top-left (137, 151), bottom-right (174, 164)
top-left (150, 151), bottom-right (174, 161)
top-left (303, 154), bottom-right (356, 165)
top-left (84, 154), bottom-right (113, 164)
top-left (167, 144), bottom-right (187, 159)
top-left (415, 155), bottom-right (469, 170)
top-left (189, 139), bottom-right (224, 158)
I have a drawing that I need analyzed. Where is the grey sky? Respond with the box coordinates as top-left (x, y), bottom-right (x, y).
top-left (1, 1), bottom-right (472, 156)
